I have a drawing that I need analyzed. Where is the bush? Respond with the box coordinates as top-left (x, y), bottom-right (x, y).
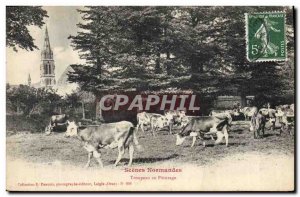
top-left (6, 114), bottom-right (50, 133)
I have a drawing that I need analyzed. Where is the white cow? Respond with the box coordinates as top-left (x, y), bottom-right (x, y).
top-left (65, 121), bottom-right (141, 168)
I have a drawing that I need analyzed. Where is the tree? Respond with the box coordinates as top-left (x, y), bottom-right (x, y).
top-left (68, 6), bottom-right (294, 115)
top-left (6, 6), bottom-right (48, 51)
top-left (6, 85), bottom-right (62, 116)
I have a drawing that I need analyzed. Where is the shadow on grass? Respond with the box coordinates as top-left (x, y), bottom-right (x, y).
top-left (108, 153), bottom-right (180, 165)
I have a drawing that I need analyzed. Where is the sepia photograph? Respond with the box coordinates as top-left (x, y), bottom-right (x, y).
top-left (6, 6), bottom-right (295, 192)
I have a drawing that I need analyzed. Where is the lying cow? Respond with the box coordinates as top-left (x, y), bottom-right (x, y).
top-left (45, 114), bottom-right (69, 135)
top-left (65, 121), bottom-right (141, 168)
top-left (176, 113), bottom-right (232, 147)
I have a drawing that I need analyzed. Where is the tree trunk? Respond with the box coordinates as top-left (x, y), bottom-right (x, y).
top-left (96, 56), bottom-right (102, 75)
top-left (166, 51), bottom-right (171, 75)
top-left (95, 96), bottom-right (104, 121)
top-left (82, 102), bottom-right (85, 119)
top-left (155, 53), bottom-right (161, 74)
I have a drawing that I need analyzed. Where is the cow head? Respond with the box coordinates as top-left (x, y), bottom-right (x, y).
top-left (175, 134), bottom-right (186, 146)
top-left (164, 113), bottom-right (174, 125)
top-left (65, 121), bottom-right (78, 137)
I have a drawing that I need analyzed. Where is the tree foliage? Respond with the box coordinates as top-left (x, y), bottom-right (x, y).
top-left (6, 6), bottom-right (48, 51)
top-left (68, 6), bottom-right (294, 105)
top-left (6, 84), bottom-right (61, 116)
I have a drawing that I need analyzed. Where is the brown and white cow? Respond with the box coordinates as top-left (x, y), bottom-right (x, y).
top-left (136, 112), bottom-right (158, 133)
top-left (241, 107), bottom-right (258, 120)
top-left (137, 111), bottom-right (184, 135)
top-left (65, 121), bottom-right (141, 168)
top-left (176, 113), bottom-right (232, 147)
top-left (259, 108), bottom-right (277, 130)
top-left (250, 111), bottom-right (266, 139)
top-left (275, 104), bottom-right (294, 135)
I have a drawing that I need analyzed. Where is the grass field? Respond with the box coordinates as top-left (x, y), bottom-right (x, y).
top-left (6, 121), bottom-right (294, 168)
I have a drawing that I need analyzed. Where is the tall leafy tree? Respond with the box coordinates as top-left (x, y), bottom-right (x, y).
top-left (6, 6), bottom-right (48, 51)
top-left (68, 6), bottom-right (294, 116)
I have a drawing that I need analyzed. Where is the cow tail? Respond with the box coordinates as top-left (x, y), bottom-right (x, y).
top-left (124, 127), bottom-right (143, 152)
top-left (132, 127), bottom-right (143, 151)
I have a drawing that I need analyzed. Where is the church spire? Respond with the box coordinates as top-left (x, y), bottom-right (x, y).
top-left (41, 26), bottom-right (53, 60)
top-left (40, 26), bottom-right (56, 87)
top-left (28, 73), bottom-right (31, 86)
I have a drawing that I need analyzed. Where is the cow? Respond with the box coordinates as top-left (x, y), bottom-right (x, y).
top-left (45, 114), bottom-right (69, 135)
top-left (275, 104), bottom-right (294, 135)
top-left (175, 113), bottom-right (232, 147)
top-left (150, 114), bottom-right (171, 136)
top-left (136, 112), bottom-right (159, 133)
top-left (65, 121), bottom-right (141, 168)
top-left (209, 110), bottom-right (234, 116)
top-left (210, 109), bottom-right (243, 121)
top-left (259, 108), bottom-right (276, 130)
top-left (250, 111), bottom-right (266, 139)
top-left (137, 111), bottom-right (183, 135)
top-left (163, 110), bottom-right (186, 133)
top-left (241, 107), bottom-right (258, 120)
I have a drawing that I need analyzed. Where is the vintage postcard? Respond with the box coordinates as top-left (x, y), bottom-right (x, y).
top-left (6, 6), bottom-right (295, 191)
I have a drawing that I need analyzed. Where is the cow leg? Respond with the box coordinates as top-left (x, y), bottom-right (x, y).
top-left (214, 132), bottom-right (224, 145)
top-left (84, 152), bottom-right (93, 168)
top-left (140, 124), bottom-right (145, 133)
top-left (224, 130), bottom-right (229, 147)
top-left (261, 124), bottom-right (265, 137)
top-left (128, 144), bottom-right (134, 166)
top-left (93, 150), bottom-right (103, 168)
top-left (115, 142), bottom-right (125, 167)
top-left (152, 127), bottom-right (157, 137)
top-left (191, 136), bottom-right (197, 147)
top-left (169, 123), bottom-right (172, 135)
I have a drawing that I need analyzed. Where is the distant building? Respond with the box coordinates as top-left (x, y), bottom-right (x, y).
top-left (30, 27), bottom-right (78, 95)
top-left (55, 65), bottom-right (79, 95)
top-left (40, 26), bottom-right (56, 88)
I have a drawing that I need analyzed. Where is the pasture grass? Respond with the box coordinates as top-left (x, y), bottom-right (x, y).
top-left (6, 121), bottom-right (294, 168)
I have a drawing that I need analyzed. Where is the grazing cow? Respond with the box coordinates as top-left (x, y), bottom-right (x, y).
top-left (137, 111), bottom-right (183, 135)
top-left (250, 111), bottom-right (266, 139)
top-left (136, 112), bottom-right (155, 133)
top-left (210, 109), bottom-right (244, 121)
top-left (276, 104), bottom-right (294, 135)
top-left (176, 113), bottom-right (232, 147)
top-left (259, 108), bottom-right (276, 130)
top-left (241, 107), bottom-right (258, 120)
top-left (180, 116), bottom-right (199, 128)
top-left (209, 110), bottom-right (235, 116)
top-left (150, 114), bottom-right (171, 136)
top-left (45, 114), bottom-right (69, 135)
top-left (65, 121), bottom-right (141, 168)
top-left (290, 104), bottom-right (294, 113)
top-left (163, 110), bottom-right (186, 133)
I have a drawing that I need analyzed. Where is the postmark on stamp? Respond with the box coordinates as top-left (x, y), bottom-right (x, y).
top-left (245, 12), bottom-right (286, 62)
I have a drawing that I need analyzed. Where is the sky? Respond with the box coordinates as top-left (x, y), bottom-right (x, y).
top-left (6, 6), bottom-right (86, 85)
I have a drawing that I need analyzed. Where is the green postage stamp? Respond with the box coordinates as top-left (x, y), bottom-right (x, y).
top-left (245, 12), bottom-right (286, 62)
